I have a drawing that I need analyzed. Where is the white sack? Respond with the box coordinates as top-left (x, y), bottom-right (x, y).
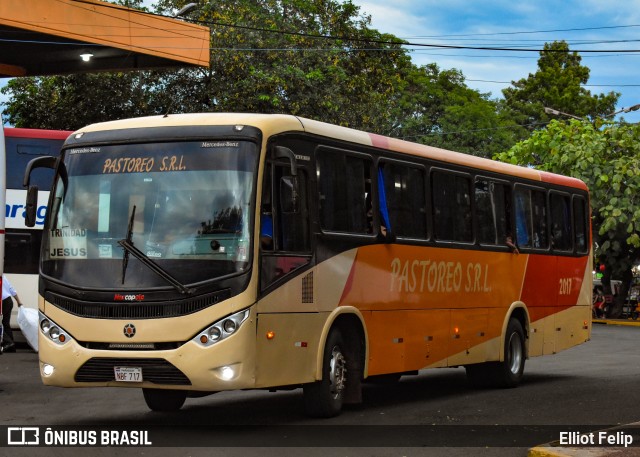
top-left (17, 307), bottom-right (38, 352)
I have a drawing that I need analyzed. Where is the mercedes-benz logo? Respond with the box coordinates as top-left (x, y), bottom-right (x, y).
top-left (123, 323), bottom-right (136, 338)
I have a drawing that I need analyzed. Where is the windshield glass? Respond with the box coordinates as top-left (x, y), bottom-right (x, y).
top-left (42, 140), bottom-right (257, 289)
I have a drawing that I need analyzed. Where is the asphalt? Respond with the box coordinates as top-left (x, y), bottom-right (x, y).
top-left (528, 318), bottom-right (640, 457)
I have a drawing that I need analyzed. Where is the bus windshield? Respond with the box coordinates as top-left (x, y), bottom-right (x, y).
top-left (42, 140), bottom-right (258, 289)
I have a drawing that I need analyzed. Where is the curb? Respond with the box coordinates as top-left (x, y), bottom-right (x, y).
top-left (528, 446), bottom-right (622, 457)
top-left (592, 318), bottom-right (640, 327)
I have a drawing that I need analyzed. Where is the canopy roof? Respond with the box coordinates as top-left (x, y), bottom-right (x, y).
top-left (0, 0), bottom-right (210, 77)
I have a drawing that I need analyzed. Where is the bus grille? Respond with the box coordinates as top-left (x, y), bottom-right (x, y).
top-left (75, 357), bottom-right (191, 385)
top-left (45, 289), bottom-right (231, 319)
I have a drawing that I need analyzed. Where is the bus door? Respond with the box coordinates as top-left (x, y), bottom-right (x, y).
top-left (256, 149), bottom-right (317, 386)
top-left (259, 157), bottom-right (311, 290)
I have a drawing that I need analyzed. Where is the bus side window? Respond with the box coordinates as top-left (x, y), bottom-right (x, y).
top-left (432, 170), bottom-right (472, 242)
top-left (573, 196), bottom-right (589, 254)
top-left (380, 162), bottom-right (426, 239)
top-left (550, 192), bottom-right (572, 251)
top-left (317, 149), bottom-right (370, 234)
top-left (475, 179), bottom-right (511, 246)
top-left (531, 189), bottom-right (549, 249)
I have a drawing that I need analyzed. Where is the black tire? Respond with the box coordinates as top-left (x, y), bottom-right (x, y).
top-left (303, 328), bottom-right (347, 418)
top-left (142, 388), bottom-right (187, 412)
top-left (466, 318), bottom-right (526, 388)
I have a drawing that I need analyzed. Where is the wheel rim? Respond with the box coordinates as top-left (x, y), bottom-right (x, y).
top-left (507, 332), bottom-right (523, 374)
top-left (329, 345), bottom-right (347, 399)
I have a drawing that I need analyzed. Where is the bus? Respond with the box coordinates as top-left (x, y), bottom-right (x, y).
top-left (4, 128), bottom-right (71, 336)
top-left (24, 113), bottom-right (592, 417)
top-left (0, 122), bottom-right (5, 344)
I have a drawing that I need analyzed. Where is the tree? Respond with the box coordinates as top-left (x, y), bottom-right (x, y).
top-left (1, 72), bottom-right (163, 130)
top-left (387, 64), bottom-right (525, 158)
top-left (152, 0), bottom-right (413, 131)
top-left (495, 119), bottom-right (640, 316)
top-left (502, 41), bottom-right (619, 130)
top-left (1, 0), bottom-right (414, 132)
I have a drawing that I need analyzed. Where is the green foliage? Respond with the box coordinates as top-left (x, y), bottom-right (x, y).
top-left (0, 2), bottom-right (621, 165)
top-left (386, 64), bottom-right (524, 158)
top-left (495, 119), bottom-right (640, 282)
top-left (151, 0), bottom-right (413, 131)
top-left (1, 72), bottom-right (164, 130)
top-left (502, 41), bottom-right (619, 130)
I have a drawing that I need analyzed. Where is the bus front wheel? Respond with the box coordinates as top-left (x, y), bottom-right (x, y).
top-left (142, 388), bottom-right (187, 412)
top-left (303, 328), bottom-right (347, 418)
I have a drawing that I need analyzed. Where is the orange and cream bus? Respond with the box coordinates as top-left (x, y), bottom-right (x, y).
top-left (24, 113), bottom-right (592, 417)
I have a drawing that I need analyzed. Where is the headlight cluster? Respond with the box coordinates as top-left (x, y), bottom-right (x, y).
top-left (39, 312), bottom-right (71, 345)
top-left (194, 309), bottom-right (250, 347)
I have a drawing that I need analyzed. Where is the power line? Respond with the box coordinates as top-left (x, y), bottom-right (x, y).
top-left (401, 24), bottom-right (640, 39)
top-left (466, 79), bottom-right (640, 87)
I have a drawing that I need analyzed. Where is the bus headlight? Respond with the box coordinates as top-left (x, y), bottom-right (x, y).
top-left (39, 312), bottom-right (71, 346)
top-left (195, 309), bottom-right (250, 347)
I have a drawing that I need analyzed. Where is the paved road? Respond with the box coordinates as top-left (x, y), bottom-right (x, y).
top-left (1, 323), bottom-right (639, 456)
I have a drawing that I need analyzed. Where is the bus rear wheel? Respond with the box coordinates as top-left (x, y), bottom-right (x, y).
top-left (466, 318), bottom-right (525, 388)
top-left (142, 388), bottom-right (187, 412)
top-left (303, 328), bottom-right (347, 418)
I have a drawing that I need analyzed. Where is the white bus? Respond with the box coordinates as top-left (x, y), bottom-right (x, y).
top-left (4, 128), bottom-right (70, 334)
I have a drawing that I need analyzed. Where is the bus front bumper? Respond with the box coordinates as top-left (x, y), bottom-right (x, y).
top-left (37, 310), bottom-right (258, 392)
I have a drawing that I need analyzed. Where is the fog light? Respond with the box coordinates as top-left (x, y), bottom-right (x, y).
top-left (42, 364), bottom-right (55, 376)
top-left (220, 366), bottom-right (234, 381)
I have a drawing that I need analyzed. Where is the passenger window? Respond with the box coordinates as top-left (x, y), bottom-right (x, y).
top-left (515, 187), bottom-right (548, 249)
top-left (380, 162), bottom-right (427, 239)
top-left (531, 190), bottom-right (549, 249)
top-left (432, 171), bottom-right (472, 242)
top-left (550, 193), bottom-right (572, 251)
top-left (573, 196), bottom-right (589, 254)
top-left (317, 149), bottom-right (371, 234)
top-left (475, 179), bottom-right (511, 245)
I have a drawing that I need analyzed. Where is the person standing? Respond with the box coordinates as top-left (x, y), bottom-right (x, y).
top-left (2, 275), bottom-right (23, 352)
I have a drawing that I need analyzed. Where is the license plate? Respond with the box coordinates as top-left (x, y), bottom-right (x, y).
top-left (114, 366), bottom-right (143, 382)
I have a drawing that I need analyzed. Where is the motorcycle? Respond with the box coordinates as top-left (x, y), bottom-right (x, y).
top-left (621, 298), bottom-right (640, 320)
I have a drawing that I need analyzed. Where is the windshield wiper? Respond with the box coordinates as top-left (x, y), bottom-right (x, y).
top-left (119, 205), bottom-right (192, 295)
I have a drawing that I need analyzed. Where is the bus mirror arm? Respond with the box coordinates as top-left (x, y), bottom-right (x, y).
top-left (23, 155), bottom-right (57, 188)
top-left (274, 146), bottom-right (297, 176)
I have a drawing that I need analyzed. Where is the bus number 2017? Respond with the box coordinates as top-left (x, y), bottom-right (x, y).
top-left (559, 278), bottom-right (573, 295)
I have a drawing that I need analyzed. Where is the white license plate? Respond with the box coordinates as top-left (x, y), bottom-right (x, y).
top-left (114, 366), bottom-right (143, 383)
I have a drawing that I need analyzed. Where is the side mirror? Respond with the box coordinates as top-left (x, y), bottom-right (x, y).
top-left (23, 155), bottom-right (57, 187)
top-left (25, 185), bottom-right (39, 227)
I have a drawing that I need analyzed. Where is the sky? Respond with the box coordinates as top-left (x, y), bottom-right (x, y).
top-left (353, 0), bottom-right (640, 122)
top-left (3, 1), bottom-right (640, 123)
